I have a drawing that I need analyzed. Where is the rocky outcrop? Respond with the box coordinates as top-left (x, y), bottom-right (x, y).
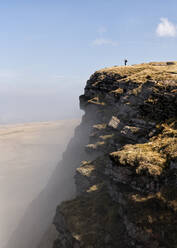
top-left (52, 62), bottom-right (177, 247)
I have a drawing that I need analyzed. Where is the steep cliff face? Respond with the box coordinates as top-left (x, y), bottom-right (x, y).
top-left (51, 62), bottom-right (177, 248)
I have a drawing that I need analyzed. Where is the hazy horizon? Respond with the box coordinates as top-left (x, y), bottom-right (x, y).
top-left (0, 91), bottom-right (82, 124)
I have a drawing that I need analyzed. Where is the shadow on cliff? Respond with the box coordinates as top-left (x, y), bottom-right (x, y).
top-left (4, 114), bottom-right (96, 248)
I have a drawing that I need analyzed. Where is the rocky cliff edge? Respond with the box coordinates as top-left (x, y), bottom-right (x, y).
top-left (52, 62), bottom-right (177, 248)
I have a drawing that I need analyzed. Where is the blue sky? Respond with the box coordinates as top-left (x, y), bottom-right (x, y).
top-left (0, 0), bottom-right (176, 123)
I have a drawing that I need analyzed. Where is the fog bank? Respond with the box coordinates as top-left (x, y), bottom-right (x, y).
top-left (0, 92), bottom-right (82, 124)
top-left (0, 120), bottom-right (80, 248)
top-left (4, 110), bottom-right (95, 248)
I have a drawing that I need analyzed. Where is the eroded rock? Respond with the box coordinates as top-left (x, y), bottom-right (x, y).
top-left (51, 62), bottom-right (177, 248)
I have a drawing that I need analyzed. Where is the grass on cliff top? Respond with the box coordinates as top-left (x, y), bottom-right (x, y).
top-left (96, 61), bottom-right (177, 86)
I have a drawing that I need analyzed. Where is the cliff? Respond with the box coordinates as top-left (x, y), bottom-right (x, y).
top-left (50, 62), bottom-right (177, 248)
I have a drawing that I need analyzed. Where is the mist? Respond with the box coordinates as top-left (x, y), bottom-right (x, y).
top-left (0, 53), bottom-right (86, 248)
top-left (0, 119), bottom-right (80, 248)
top-left (0, 90), bottom-right (82, 124)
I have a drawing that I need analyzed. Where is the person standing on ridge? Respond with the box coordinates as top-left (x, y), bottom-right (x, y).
top-left (124, 59), bottom-right (128, 66)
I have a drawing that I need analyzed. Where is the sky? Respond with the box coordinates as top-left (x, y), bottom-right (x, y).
top-left (0, 0), bottom-right (176, 123)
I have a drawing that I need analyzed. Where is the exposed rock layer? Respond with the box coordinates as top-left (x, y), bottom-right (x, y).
top-left (52, 62), bottom-right (177, 248)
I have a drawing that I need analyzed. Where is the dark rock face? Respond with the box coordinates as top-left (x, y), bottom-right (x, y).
top-left (52, 62), bottom-right (177, 247)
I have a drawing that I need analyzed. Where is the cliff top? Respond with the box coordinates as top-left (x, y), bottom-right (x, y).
top-left (92, 61), bottom-right (177, 86)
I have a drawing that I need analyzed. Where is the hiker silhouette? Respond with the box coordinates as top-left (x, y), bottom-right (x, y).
top-left (124, 59), bottom-right (128, 66)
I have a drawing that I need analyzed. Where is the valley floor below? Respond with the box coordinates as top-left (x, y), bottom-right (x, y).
top-left (0, 119), bottom-right (80, 248)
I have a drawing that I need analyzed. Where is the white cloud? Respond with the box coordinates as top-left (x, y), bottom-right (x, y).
top-left (98, 26), bottom-right (107, 34)
top-left (92, 38), bottom-right (118, 46)
top-left (156, 18), bottom-right (177, 37)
